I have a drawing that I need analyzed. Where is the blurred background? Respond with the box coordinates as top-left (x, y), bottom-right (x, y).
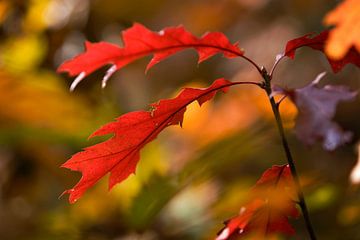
top-left (0, 0), bottom-right (359, 239)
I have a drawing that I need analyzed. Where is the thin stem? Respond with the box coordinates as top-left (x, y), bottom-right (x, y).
top-left (239, 55), bottom-right (263, 75)
top-left (269, 54), bottom-right (285, 78)
top-left (276, 94), bottom-right (287, 106)
top-left (262, 72), bottom-right (317, 240)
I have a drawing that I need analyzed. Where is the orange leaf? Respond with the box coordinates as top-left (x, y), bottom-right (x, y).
top-left (324, 0), bottom-right (360, 59)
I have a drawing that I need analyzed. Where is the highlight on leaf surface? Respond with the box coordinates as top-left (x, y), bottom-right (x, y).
top-left (61, 78), bottom-right (252, 203)
top-left (277, 72), bottom-right (357, 151)
top-left (284, 31), bottom-right (360, 73)
top-left (217, 165), bottom-right (299, 240)
top-left (324, 0), bottom-right (360, 60)
top-left (57, 23), bottom-right (244, 91)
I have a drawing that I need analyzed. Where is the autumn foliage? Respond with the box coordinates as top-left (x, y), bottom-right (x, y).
top-left (217, 165), bottom-right (299, 239)
top-left (58, 23), bottom-right (243, 91)
top-left (324, 0), bottom-right (360, 59)
top-left (61, 78), bottom-right (247, 203)
top-left (58, 2), bottom-right (360, 238)
top-left (284, 31), bottom-right (360, 73)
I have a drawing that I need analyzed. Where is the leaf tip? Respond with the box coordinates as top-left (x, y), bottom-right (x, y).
top-left (70, 71), bottom-right (86, 91)
top-left (102, 65), bottom-right (117, 88)
top-left (216, 227), bottom-right (230, 240)
top-left (59, 188), bottom-right (78, 204)
top-left (84, 40), bottom-right (92, 49)
top-left (312, 71), bottom-right (327, 85)
top-left (145, 61), bottom-right (155, 74)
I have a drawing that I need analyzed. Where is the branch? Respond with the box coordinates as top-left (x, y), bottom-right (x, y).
top-left (262, 71), bottom-right (317, 240)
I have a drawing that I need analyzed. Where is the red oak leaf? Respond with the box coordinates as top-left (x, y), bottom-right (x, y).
top-left (284, 31), bottom-right (360, 73)
top-left (217, 165), bottom-right (299, 240)
top-left (281, 72), bottom-right (357, 151)
top-left (62, 78), bottom-right (248, 203)
top-left (57, 23), bottom-right (243, 91)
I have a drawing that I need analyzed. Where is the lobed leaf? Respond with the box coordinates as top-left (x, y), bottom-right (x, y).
top-left (324, 0), bottom-right (360, 59)
top-left (217, 165), bottom-right (299, 240)
top-left (278, 72), bottom-right (357, 151)
top-left (58, 23), bottom-right (244, 90)
top-left (284, 31), bottom-right (360, 73)
top-left (62, 78), bottom-right (239, 203)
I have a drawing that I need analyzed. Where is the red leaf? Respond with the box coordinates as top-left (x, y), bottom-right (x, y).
top-left (217, 165), bottom-right (299, 240)
top-left (62, 78), bottom-right (239, 203)
top-left (284, 31), bottom-right (360, 73)
top-left (58, 23), bottom-right (244, 90)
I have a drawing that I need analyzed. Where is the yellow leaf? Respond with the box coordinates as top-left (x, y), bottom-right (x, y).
top-left (23, 0), bottom-right (50, 32)
top-left (1, 35), bottom-right (47, 73)
top-left (0, 71), bottom-right (92, 134)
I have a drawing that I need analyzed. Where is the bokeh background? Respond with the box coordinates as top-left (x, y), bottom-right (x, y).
top-left (0, 0), bottom-right (359, 239)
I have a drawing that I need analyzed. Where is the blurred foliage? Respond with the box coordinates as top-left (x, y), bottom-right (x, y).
top-left (0, 0), bottom-right (359, 240)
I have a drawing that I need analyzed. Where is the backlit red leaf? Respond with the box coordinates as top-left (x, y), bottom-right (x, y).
top-left (284, 31), bottom-right (360, 73)
top-left (217, 165), bottom-right (299, 240)
top-left (62, 78), bottom-right (241, 203)
top-left (58, 23), bottom-right (244, 90)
